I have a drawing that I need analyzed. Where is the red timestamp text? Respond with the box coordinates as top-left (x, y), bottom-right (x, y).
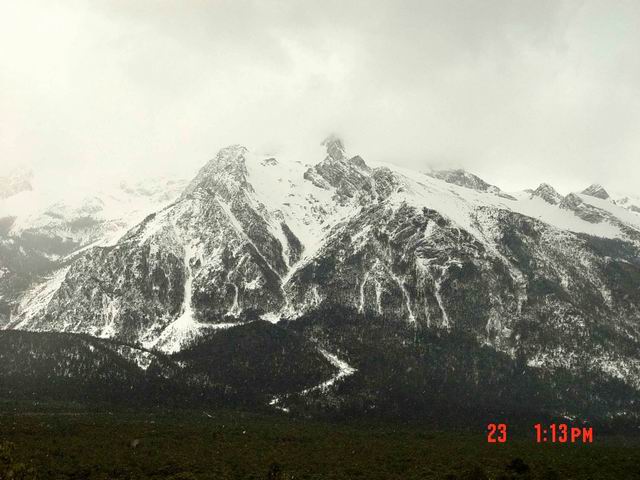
top-left (487, 423), bottom-right (507, 443)
top-left (534, 423), bottom-right (593, 443)
top-left (487, 423), bottom-right (594, 444)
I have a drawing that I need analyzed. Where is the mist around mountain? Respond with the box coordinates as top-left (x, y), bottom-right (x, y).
top-left (0, 167), bottom-right (33, 200)
top-left (1, 137), bottom-right (639, 426)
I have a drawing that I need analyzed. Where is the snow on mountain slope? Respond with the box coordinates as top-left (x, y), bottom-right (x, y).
top-left (615, 195), bottom-right (640, 214)
top-left (5, 136), bottom-right (640, 401)
top-left (0, 173), bottom-right (189, 332)
top-left (425, 167), bottom-right (515, 200)
top-left (1, 176), bottom-right (188, 249)
top-left (369, 159), bottom-right (630, 241)
top-left (578, 193), bottom-right (640, 231)
top-left (12, 266), bottom-right (71, 328)
top-left (581, 183), bottom-right (611, 200)
top-left (530, 183), bottom-right (563, 205)
top-left (7, 140), bottom-right (635, 326)
top-left (507, 192), bottom-right (624, 238)
top-left (244, 150), bottom-right (357, 266)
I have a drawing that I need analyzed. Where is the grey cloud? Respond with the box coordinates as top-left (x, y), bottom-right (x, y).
top-left (1, 0), bottom-right (639, 194)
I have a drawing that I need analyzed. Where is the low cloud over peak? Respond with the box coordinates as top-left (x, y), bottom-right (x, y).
top-left (1, 0), bottom-right (638, 195)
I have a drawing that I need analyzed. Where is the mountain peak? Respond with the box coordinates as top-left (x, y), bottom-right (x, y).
top-left (581, 184), bottom-right (610, 200)
top-left (427, 168), bottom-right (491, 190)
top-left (216, 144), bottom-right (249, 161)
top-left (426, 168), bottom-right (515, 199)
top-left (531, 183), bottom-right (563, 205)
top-left (615, 196), bottom-right (640, 214)
top-left (181, 144), bottom-right (250, 199)
top-left (321, 134), bottom-right (346, 162)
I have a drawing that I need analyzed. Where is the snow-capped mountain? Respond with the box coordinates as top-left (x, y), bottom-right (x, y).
top-left (2, 137), bottom-right (640, 421)
top-left (530, 183), bottom-right (564, 205)
top-left (0, 174), bottom-right (188, 326)
top-left (614, 195), bottom-right (640, 214)
top-left (1, 176), bottom-right (188, 250)
top-left (425, 167), bottom-right (516, 200)
top-left (579, 184), bottom-right (640, 216)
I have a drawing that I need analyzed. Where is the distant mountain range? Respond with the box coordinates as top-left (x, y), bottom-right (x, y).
top-left (1, 138), bottom-right (639, 424)
top-left (0, 167), bottom-right (33, 200)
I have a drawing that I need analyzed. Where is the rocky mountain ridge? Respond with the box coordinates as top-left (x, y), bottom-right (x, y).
top-left (1, 138), bottom-right (639, 421)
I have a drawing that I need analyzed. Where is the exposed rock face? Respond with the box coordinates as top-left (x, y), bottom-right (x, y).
top-left (4, 137), bottom-right (640, 420)
top-left (616, 196), bottom-right (640, 214)
top-left (322, 134), bottom-right (347, 161)
top-left (531, 183), bottom-right (563, 205)
top-left (9, 147), bottom-right (292, 350)
top-left (0, 176), bottom-right (187, 328)
top-left (2, 177), bottom-right (186, 250)
top-left (559, 193), bottom-right (640, 241)
top-left (426, 168), bottom-right (516, 200)
top-left (560, 193), bottom-right (608, 223)
top-left (304, 137), bottom-right (375, 204)
top-left (582, 184), bottom-right (610, 200)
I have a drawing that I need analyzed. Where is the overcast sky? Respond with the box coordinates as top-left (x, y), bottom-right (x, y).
top-left (1, 0), bottom-right (639, 194)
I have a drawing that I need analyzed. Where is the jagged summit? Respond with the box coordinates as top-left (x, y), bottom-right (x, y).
top-left (181, 144), bottom-right (250, 200)
top-left (321, 134), bottom-right (346, 162)
top-left (616, 196), bottom-right (640, 214)
top-left (4, 136), bottom-right (640, 421)
top-left (319, 135), bottom-right (369, 169)
top-left (426, 168), bottom-right (494, 191)
top-left (531, 183), bottom-right (563, 205)
top-left (426, 168), bottom-right (515, 200)
top-left (559, 193), bottom-right (608, 223)
top-left (304, 137), bottom-right (377, 202)
top-left (581, 183), bottom-right (610, 200)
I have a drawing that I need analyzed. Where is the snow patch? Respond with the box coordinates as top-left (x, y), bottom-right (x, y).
top-left (269, 346), bottom-right (357, 411)
top-left (10, 266), bottom-right (71, 328)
